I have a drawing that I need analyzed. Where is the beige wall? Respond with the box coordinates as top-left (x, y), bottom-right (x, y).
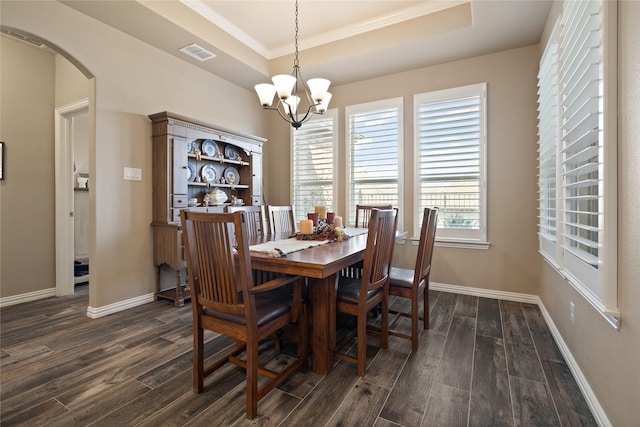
top-left (535, 1), bottom-right (640, 425)
top-left (0, 36), bottom-right (56, 295)
top-left (266, 45), bottom-right (542, 296)
top-left (0, 0), bottom-right (268, 308)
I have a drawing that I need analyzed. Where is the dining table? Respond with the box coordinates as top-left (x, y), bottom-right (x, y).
top-left (248, 229), bottom-right (368, 375)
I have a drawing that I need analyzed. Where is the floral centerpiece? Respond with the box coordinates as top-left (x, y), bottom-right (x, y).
top-left (293, 219), bottom-right (348, 242)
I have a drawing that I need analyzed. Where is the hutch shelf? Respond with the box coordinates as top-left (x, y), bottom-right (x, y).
top-left (149, 111), bottom-right (265, 306)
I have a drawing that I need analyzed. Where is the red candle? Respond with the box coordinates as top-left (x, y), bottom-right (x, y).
top-left (307, 212), bottom-right (319, 225)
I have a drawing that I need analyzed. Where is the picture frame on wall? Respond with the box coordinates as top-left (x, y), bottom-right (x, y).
top-left (0, 141), bottom-right (4, 180)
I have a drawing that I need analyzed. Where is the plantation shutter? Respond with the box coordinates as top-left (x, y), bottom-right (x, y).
top-left (291, 112), bottom-right (336, 221)
top-left (415, 83), bottom-right (486, 242)
top-left (558, 0), bottom-right (603, 292)
top-left (537, 25), bottom-right (559, 262)
top-left (346, 99), bottom-right (401, 226)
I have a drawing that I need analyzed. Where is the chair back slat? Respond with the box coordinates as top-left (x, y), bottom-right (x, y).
top-left (361, 208), bottom-right (398, 296)
top-left (267, 205), bottom-right (296, 236)
top-left (415, 207), bottom-right (438, 286)
top-left (181, 210), bottom-right (254, 316)
top-left (227, 205), bottom-right (267, 237)
top-left (354, 204), bottom-right (393, 228)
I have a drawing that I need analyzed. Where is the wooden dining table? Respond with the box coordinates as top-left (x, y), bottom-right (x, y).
top-left (248, 231), bottom-right (368, 374)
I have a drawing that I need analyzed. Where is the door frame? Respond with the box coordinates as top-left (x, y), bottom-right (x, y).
top-left (55, 99), bottom-right (89, 296)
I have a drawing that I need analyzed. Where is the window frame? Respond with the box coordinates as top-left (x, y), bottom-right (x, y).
top-left (413, 83), bottom-right (488, 248)
top-left (345, 97), bottom-right (404, 230)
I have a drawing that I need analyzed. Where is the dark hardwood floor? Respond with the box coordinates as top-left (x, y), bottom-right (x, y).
top-left (0, 284), bottom-right (597, 426)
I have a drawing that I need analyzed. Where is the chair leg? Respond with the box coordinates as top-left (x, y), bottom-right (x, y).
top-left (193, 327), bottom-right (204, 393)
top-left (423, 287), bottom-right (429, 330)
top-left (411, 293), bottom-right (419, 352)
top-left (298, 304), bottom-right (309, 371)
top-left (381, 296), bottom-right (389, 350)
top-left (246, 339), bottom-right (259, 419)
top-left (357, 313), bottom-right (367, 376)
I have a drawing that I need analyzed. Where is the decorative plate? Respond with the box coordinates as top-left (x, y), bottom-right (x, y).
top-left (201, 139), bottom-right (220, 157)
top-left (224, 145), bottom-right (242, 161)
top-left (201, 164), bottom-right (216, 183)
top-left (187, 140), bottom-right (199, 154)
top-left (187, 163), bottom-right (196, 182)
top-left (223, 166), bottom-right (240, 185)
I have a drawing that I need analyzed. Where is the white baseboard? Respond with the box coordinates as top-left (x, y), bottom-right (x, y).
top-left (86, 293), bottom-right (155, 319)
top-left (536, 302), bottom-right (611, 427)
top-left (430, 281), bottom-right (540, 304)
top-left (431, 282), bottom-right (610, 427)
top-left (0, 288), bottom-right (57, 308)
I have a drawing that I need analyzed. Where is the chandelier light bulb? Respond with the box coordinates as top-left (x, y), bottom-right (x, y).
top-left (283, 96), bottom-right (301, 116)
top-left (316, 92), bottom-right (332, 113)
top-left (254, 84), bottom-right (276, 107)
top-left (307, 78), bottom-right (331, 102)
top-left (272, 74), bottom-right (297, 100)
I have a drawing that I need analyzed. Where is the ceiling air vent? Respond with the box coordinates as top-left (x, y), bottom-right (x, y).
top-left (179, 44), bottom-right (216, 62)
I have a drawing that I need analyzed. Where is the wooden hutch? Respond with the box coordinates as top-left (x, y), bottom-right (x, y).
top-left (149, 112), bottom-right (266, 306)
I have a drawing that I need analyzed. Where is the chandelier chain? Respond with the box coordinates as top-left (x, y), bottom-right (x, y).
top-left (294, 0), bottom-right (299, 67)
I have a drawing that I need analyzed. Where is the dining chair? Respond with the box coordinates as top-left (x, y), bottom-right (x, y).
top-left (334, 208), bottom-right (398, 376)
top-left (354, 204), bottom-right (393, 228)
top-left (388, 207), bottom-right (438, 351)
top-left (267, 205), bottom-right (296, 236)
top-left (340, 204), bottom-right (393, 280)
top-left (180, 210), bottom-right (308, 419)
top-left (226, 205), bottom-right (268, 237)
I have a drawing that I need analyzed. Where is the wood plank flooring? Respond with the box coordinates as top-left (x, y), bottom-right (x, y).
top-left (0, 284), bottom-right (597, 426)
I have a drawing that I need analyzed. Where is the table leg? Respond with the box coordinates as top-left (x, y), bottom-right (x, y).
top-left (309, 273), bottom-right (338, 374)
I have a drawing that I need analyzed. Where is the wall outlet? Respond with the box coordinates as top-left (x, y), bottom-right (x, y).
top-left (570, 301), bottom-right (575, 325)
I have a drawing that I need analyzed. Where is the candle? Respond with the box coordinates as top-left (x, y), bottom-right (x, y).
top-left (327, 211), bottom-right (335, 224)
top-left (333, 216), bottom-right (343, 227)
top-left (307, 212), bottom-right (319, 225)
top-left (314, 206), bottom-right (327, 220)
top-left (300, 219), bottom-right (314, 235)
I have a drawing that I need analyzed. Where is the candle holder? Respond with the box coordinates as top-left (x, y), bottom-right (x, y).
top-left (293, 219), bottom-right (348, 242)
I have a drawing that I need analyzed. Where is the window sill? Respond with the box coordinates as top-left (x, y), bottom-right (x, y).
top-left (539, 251), bottom-right (620, 330)
top-left (408, 238), bottom-right (490, 250)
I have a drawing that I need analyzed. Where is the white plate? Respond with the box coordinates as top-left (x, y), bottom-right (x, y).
top-left (187, 163), bottom-right (196, 182)
top-left (187, 140), bottom-right (199, 154)
top-left (225, 145), bottom-right (242, 161)
top-left (223, 166), bottom-right (240, 185)
top-left (201, 139), bottom-right (220, 157)
top-left (201, 164), bottom-right (216, 183)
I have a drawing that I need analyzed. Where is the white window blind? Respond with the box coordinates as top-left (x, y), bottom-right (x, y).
top-left (415, 83), bottom-right (487, 243)
top-left (537, 0), bottom-right (618, 327)
top-left (345, 98), bottom-right (402, 227)
top-left (291, 110), bottom-right (337, 221)
top-left (537, 24), bottom-right (559, 262)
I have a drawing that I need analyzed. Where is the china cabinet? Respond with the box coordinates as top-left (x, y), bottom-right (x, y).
top-left (149, 111), bottom-right (265, 306)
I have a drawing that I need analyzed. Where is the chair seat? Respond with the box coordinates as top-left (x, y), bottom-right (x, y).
top-left (389, 266), bottom-right (414, 289)
top-left (203, 292), bottom-right (290, 326)
top-left (337, 276), bottom-right (383, 305)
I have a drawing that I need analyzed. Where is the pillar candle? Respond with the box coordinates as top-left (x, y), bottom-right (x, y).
top-left (300, 219), bottom-right (314, 235)
top-left (327, 211), bottom-right (335, 224)
top-left (333, 216), bottom-right (343, 227)
top-left (307, 212), bottom-right (319, 225)
top-left (314, 205), bottom-right (327, 220)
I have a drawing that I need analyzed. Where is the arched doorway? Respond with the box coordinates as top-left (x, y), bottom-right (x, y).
top-left (0, 26), bottom-right (95, 300)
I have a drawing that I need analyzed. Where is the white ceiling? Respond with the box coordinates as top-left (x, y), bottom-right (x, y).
top-left (61, 0), bottom-right (553, 90)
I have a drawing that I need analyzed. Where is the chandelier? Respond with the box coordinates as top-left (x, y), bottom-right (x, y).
top-left (254, 0), bottom-right (332, 129)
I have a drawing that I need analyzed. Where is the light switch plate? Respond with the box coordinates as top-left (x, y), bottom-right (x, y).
top-left (124, 167), bottom-right (142, 181)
